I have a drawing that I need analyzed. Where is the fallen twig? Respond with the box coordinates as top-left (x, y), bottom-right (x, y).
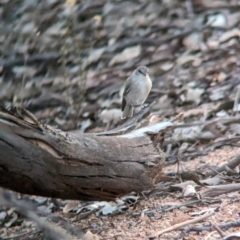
top-left (0, 53), bottom-right (60, 72)
top-left (164, 199), bottom-right (201, 212)
top-left (181, 219), bottom-right (240, 234)
top-left (211, 221), bottom-right (225, 238)
top-left (200, 183), bottom-right (240, 199)
top-left (206, 154), bottom-right (240, 177)
top-left (0, 188), bottom-right (73, 240)
top-left (2, 230), bottom-right (41, 240)
top-left (149, 208), bottom-right (217, 239)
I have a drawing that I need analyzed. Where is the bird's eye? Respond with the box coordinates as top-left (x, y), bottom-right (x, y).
top-left (138, 69), bottom-right (146, 76)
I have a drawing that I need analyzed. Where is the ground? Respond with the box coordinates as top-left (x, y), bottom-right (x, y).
top-left (1, 0), bottom-right (240, 239)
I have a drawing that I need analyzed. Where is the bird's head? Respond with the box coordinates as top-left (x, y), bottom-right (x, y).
top-left (135, 66), bottom-right (149, 76)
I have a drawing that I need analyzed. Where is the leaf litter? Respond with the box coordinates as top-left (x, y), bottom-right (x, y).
top-left (1, 0), bottom-right (240, 239)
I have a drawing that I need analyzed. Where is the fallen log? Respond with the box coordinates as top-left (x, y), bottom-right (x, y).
top-left (0, 106), bottom-right (170, 201)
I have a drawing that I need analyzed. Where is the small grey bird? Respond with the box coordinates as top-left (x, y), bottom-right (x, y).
top-left (121, 66), bottom-right (152, 119)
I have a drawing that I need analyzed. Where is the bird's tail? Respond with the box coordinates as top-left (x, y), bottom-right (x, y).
top-left (121, 105), bottom-right (133, 119)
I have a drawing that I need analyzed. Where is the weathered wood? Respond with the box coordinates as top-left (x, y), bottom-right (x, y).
top-left (0, 107), bottom-right (165, 201)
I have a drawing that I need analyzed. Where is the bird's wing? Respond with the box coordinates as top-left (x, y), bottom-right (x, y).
top-left (121, 97), bottom-right (126, 111)
top-left (122, 78), bottom-right (131, 111)
top-left (123, 77), bottom-right (131, 96)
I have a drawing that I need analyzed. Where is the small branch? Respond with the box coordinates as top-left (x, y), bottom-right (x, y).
top-left (149, 208), bottom-right (216, 239)
top-left (0, 53), bottom-right (60, 72)
top-left (200, 183), bottom-right (240, 199)
top-left (2, 231), bottom-right (41, 240)
top-left (211, 221), bottom-right (225, 238)
top-left (182, 219), bottom-right (240, 234)
top-left (205, 155), bottom-right (240, 177)
top-left (0, 188), bottom-right (71, 240)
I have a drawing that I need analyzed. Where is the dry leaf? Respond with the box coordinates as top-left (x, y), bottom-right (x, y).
top-left (63, 201), bottom-right (79, 213)
top-left (182, 185), bottom-right (196, 197)
top-left (82, 230), bottom-right (99, 240)
top-left (109, 45), bottom-right (141, 66)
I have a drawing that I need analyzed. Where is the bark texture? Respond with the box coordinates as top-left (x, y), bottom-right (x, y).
top-left (0, 107), bottom-right (165, 201)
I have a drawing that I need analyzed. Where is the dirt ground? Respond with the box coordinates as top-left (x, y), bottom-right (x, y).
top-left (1, 0), bottom-right (240, 239)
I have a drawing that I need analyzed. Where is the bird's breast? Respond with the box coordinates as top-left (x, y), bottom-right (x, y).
top-left (126, 77), bottom-right (152, 105)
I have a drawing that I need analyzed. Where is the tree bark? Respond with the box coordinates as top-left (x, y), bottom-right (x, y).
top-left (0, 107), bottom-right (166, 201)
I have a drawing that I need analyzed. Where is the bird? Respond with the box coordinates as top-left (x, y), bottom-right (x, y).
top-left (121, 66), bottom-right (152, 119)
